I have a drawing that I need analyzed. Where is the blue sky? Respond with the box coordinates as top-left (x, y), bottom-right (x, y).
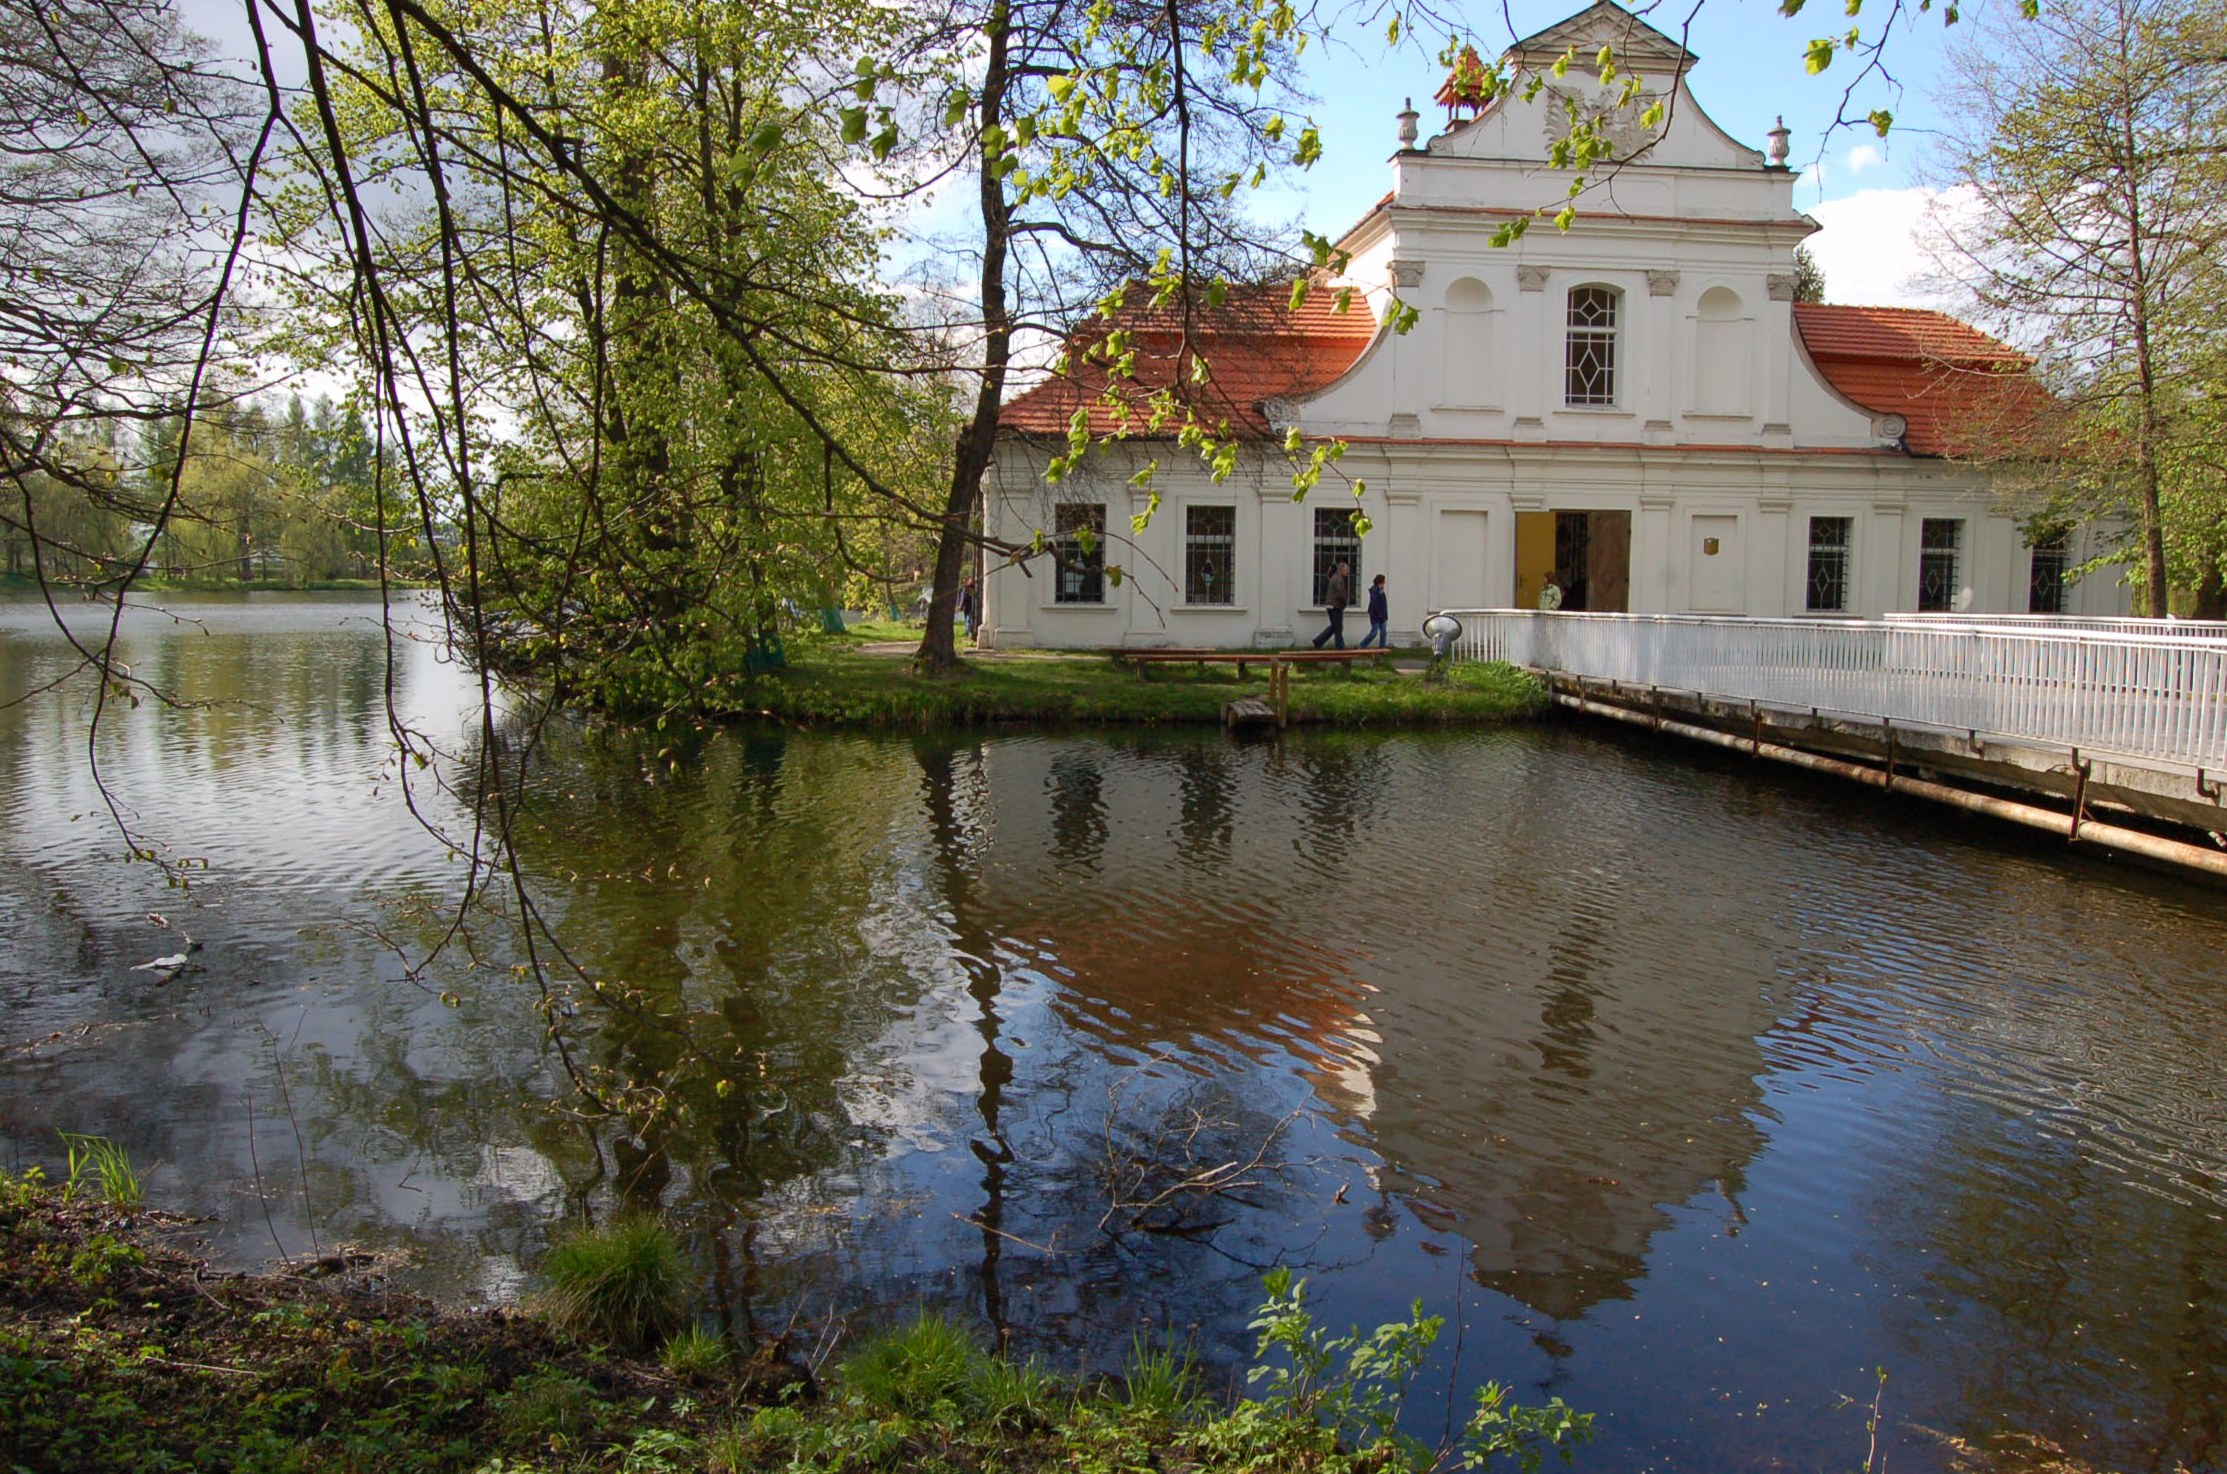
top-left (1267, 0), bottom-right (1978, 305)
top-left (179, 0), bottom-right (1969, 309)
top-left (1287, 0), bottom-right (1952, 221)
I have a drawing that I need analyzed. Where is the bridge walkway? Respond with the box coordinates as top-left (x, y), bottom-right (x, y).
top-left (1444, 610), bottom-right (2227, 880)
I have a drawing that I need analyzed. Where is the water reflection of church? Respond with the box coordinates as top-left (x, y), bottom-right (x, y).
top-left (964, 736), bottom-right (1777, 1322)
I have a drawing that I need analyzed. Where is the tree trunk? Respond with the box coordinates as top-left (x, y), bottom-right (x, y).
top-left (2136, 449), bottom-right (2170, 617)
top-left (917, 0), bottom-right (1013, 672)
top-left (2194, 548), bottom-right (2226, 620)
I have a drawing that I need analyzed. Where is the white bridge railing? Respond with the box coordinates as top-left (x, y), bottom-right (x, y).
top-left (1444, 609), bottom-right (2227, 769)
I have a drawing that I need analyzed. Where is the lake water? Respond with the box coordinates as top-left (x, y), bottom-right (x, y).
top-left (3, 593), bottom-right (2223, 1473)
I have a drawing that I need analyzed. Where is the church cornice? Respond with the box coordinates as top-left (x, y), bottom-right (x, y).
top-left (1309, 434), bottom-right (1911, 461)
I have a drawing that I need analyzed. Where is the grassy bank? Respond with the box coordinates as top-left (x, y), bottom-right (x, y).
top-left (660, 629), bottom-right (1548, 729)
top-left (0, 1168), bottom-right (1591, 1474)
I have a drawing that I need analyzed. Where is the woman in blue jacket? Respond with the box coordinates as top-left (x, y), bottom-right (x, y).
top-left (1359, 575), bottom-right (1389, 648)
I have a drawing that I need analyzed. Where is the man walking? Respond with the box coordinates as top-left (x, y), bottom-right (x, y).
top-left (1312, 561), bottom-right (1350, 649)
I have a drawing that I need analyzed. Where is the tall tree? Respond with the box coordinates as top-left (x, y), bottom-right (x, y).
top-left (1927, 0), bottom-right (2227, 616)
top-left (268, 0), bottom-right (955, 707)
top-left (873, 0), bottom-right (1339, 668)
top-left (0, 0), bottom-right (264, 602)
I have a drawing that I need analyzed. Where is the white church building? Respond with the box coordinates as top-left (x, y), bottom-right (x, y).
top-left (981, 1), bottom-right (2127, 649)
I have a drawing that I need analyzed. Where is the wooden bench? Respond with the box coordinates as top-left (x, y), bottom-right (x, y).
top-left (1273, 648), bottom-right (1398, 667)
top-left (1107, 646), bottom-right (1397, 677)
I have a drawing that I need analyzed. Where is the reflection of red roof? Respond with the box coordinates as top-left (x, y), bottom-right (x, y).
top-left (998, 285), bottom-right (1378, 439)
top-left (1795, 304), bottom-right (2049, 457)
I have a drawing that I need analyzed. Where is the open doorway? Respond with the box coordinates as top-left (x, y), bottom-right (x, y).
top-left (1514, 510), bottom-right (1630, 611)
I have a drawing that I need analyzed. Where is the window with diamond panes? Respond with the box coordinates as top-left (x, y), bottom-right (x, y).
top-left (1053, 503), bottom-right (1106, 604)
top-left (1565, 286), bottom-right (1618, 406)
top-left (1918, 518), bottom-right (1962, 612)
top-left (1805, 517), bottom-right (1852, 612)
top-left (2028, 531), bottom-right (2069, 613)
top-left (1184, 505), bottom-right (1236, 605)
top-left (1312, 507), bottom-right (1362, 607)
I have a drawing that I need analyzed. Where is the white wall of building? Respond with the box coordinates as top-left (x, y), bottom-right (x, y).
top-left (983, 444), bottom-right (2124, 649)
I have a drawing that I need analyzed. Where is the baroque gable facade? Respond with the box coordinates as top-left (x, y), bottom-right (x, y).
top-left (983, 1), bottom-right (2125, 648)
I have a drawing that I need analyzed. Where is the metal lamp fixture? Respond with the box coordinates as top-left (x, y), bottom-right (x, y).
top-left (1422, 611), bottom-right (1463, 659)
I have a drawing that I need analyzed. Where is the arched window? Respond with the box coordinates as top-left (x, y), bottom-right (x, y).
top-left (1692, 286), bottom-right (1750, 416)
top-left (1441, 276), bottom-right (1494, 408)
top-left (1564, 286), bottom-right (1618, 406)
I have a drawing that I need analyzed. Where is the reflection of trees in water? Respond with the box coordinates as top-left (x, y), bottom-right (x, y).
top-left (915, 736), bottom-right (1015, 1343)
top-left (452, 727), bottom-right (939, 1294)
top-left (1878, 1103), bottom-right (2227, 1471)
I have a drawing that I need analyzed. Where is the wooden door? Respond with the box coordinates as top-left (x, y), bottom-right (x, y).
top-left (1513, 511), bottom-right (1557, 610)
top-left (1586, 511), bottom-right (1631, 613)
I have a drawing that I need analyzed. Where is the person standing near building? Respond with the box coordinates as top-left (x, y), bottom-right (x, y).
top-left (1358, 574), bottom-right (1389, 648)
top-left (959, 576), bottom-right (980, 644)
top-left (1312, 561), bottom-right (1350, 649)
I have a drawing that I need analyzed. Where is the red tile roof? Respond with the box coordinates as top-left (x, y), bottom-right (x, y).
top-left (1000, 295), bottom-right (2052, 457)
top-left (1795, 304), bottom-right (2051, 457)
top-left (998, 284), bottom-right (1378, 439)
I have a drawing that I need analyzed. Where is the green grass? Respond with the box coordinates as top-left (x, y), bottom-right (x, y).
top-left (670, 633), bottom-right (1546, 730)
top-left (535, 1214), bottom-right (690, 1350)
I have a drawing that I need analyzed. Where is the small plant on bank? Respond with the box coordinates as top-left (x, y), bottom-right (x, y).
top-left (971, 1350), bottom-right (1066, 1432)
top-left (837, 1311), bottom-right (983, 1418)
top-left (537, 1213), bottom-right (691, 1350)
top-left (1247, 1266), bottom-right (1595, 1473)
top-left (1121, 1328), bottom-right (1204, 1422)
top-left (495, 1368), bottom-right (605, 1445)
top-left (57, 1135), bottom-right (141, 1209)
top-left (658, 1323), bottom-right (731, 1379)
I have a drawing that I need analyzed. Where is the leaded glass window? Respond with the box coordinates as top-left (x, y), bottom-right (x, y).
top-left (1806, 516), bottom-right (1852, 612)
top-left (1312, 507), bottom-right (1362, 607)
top-left (2028, 531), bottom-right (2069, 614)
top-left (1184, 505), bottom-right (1236, 605)
top-left (1565, 286), bottom-right (1618, 406)
top-left (1053, 503), bottom-right (1106, 604)
top-left (1918, 518), bottom-right (1962, 612)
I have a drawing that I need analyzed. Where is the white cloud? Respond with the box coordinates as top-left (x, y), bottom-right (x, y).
top-left (1845, 143), bottom-right (1883, 174)
top-left (1805, 187), bottom-right (1958, 309)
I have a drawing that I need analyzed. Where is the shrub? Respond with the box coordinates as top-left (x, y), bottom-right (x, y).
top-left (536, 1215), bottom-right (690, 1350)
top-left (658, 1323), bottom-right (731, 1379)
